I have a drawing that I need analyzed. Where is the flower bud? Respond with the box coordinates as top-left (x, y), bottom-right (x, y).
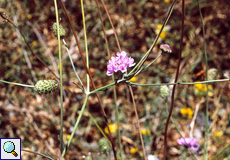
top-left (35, 80), bottom-right (58, 94)
top-left (160, 85), bottom-right (170, 98)
top-left (160, 44), bottom-right (172, 53)
top-left (52, 22), bottom-right (66, 38)
top-left (98, 138), bottom-right (110, 155)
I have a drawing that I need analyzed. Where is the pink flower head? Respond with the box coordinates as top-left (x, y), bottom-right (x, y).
top-left (177, 137), bottom-right (200, 154)
top-left (107, 51), bottom-right (135, 76)
top-left (160, 44), bottom-right (172, 53)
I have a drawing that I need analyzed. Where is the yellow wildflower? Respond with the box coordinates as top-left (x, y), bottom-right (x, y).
top-left (141, 128), bottom-right (151, 136)
top-left (214, 131), bottom-right (223, 137)
top-left (63, 134), bottom-right (71, 141)
top-left (129, 147), bottom-right (138, 154)
top-left (194, 82), bottom-right (213, 96)
top-left (129, 77), bottom-right (136, 83)
top-left (104, 123), bottom-right (118, 134)
top-left (27, 14), bottom-right (32, 19)
top-left (32, 40), bottom-right (37, 46)
top-left (164, 0), bottom-right (170, 3)
top-left (180, 107), bottom-right (193, 119)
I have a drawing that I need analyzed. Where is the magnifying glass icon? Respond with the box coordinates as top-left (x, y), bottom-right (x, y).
top-left (3, 141), bottom-right (18, 157)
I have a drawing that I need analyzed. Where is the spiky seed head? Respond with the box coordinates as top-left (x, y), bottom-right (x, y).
top-left (98, 138), bottom-right (110, 155)
top-left (160, 85), bottom-right (170, 98)
top-left (35, 80), bottom-right (58, 94)
top-left (52, 22), bottom-right (66, 38)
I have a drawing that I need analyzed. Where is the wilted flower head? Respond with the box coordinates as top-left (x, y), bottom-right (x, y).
top-left (177, 137), bottom-right (200, 154)
top-left (160, 44), bottom-right (172, 53)
top-left (208, 68), bottom-right (218, 80)
top-left (107, 51), bottom-right (135, 76)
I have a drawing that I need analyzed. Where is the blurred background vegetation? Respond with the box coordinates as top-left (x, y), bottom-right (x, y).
top-left (0, 0), bottom-right (230, 159)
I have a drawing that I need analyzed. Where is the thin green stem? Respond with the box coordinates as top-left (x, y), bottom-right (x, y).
top-left (62, 95), bottom-right (89, 157)
top-left (21, 149), bottom-right (54, 160)
top-left (128, 0), bottom-right (177, 76)
top-left (129, 79), bottom-right (230, 87)
top-left (88, 78), bottom-right (230, 96)
top-left (53, 0), bottom-right (64, 153)
top-left (80, 0), bottom-right (90, 92)
top-left (87, 111), bottom-right (112, 146)
top-left (134, 53), bottom-right (163, 77)
top-left (113, 76), bottom-right (122, 159)
top-left (0, 80), bottom-right (34, 88)
top-left (62, 39), bottom-right (85, 92)
top-left (59, 2), bottom-right (117, 158)
top-left (211, 143), bottom-right (230, 160)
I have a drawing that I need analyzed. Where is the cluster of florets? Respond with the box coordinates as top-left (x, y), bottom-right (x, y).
top-left (177, 137), bottom-right (200, 154)
top-left (106, 51), bottom-right (135, 76)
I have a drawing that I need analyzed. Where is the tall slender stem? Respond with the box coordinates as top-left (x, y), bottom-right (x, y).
top-left (59, 1), bottom-right (117, 159)
top-left (163, 0), bottom-right (184, 159)
top-left (62, 95), bottom-right (89, 157)
top-left (80, 0), bottom-right (90, 92)
top-left (53, 0), bottom-right (64, 153)
top-left (129, 85), bottom-right (147, 160)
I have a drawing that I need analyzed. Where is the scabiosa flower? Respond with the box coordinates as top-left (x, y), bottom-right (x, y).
top-left (106, 51), bottom-right (135, 76)
top-left (177, 137), bottom-right (201, 154)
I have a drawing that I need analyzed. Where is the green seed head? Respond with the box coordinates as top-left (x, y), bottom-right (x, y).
top-left (98, 138), bottom-right (110, 155)
top-left (160, 85), bottom-right (170, 98)
top-left (35, 80), bottom-right (58, 94)
top-left (52, 22), bottom-right (66, 38)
